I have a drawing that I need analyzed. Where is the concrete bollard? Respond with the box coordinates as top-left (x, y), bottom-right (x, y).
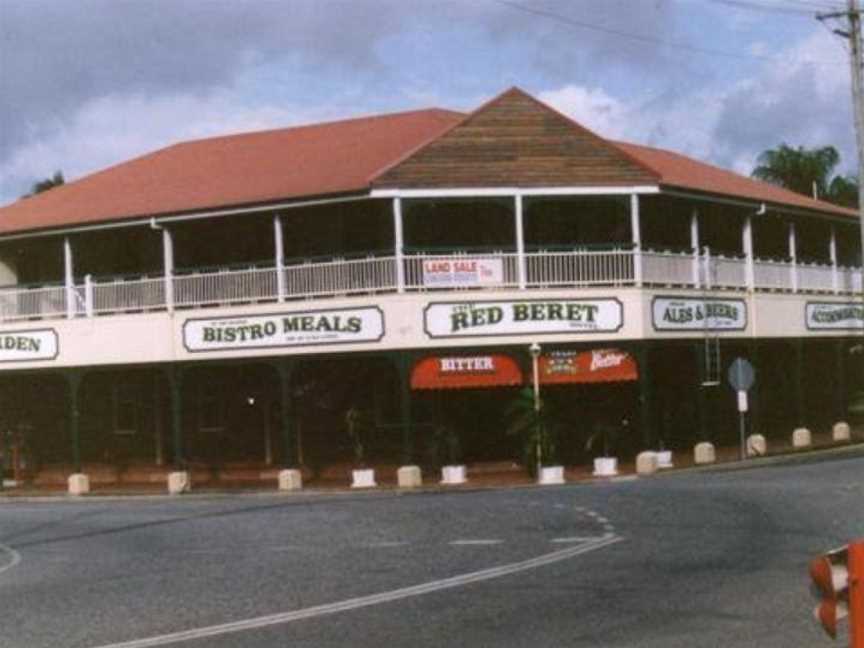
top-left (694, 442), bottom-right (716, 465)
top-left (67, 473), bottom-right (90, 496)
top-left (636, 451), bottom-right (659, 475)
top-left (833, 421), bottom-right (851, 443)
top-left (278, 469), bottom-right (303, 491)
top-left (397, 465), bottom-right (422, 488)
top-left (792, 428), bottom-right (811, 449)
top-left (167, 471), bottom-right (190, 494)
top-left (746, 434), bottom-right (767, 457)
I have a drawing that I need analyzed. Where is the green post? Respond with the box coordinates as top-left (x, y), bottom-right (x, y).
top-left (695, 341), bottom-right (709, 442)
top-left (166, 365), bottom-right (185, 469)
top-left (748, 341), bottom-right (761, 437)
top-left (276, 361), bottom-right (296, 468)
top-left (67, 371), bottom-right (82, 474)
top-left (835, 340), bottom-right (848, 423)
top-left (795, 341), bottom-right (805, 428)
top-left (638, 346), bottom-right (653, 449)
top-left (396, 352), bottom-right (415, 465)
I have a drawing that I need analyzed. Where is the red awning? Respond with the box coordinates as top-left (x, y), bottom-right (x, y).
top-left (411, 354), bottom-right (523, 390)
top-left (539, 349), bottom-right (638, 385)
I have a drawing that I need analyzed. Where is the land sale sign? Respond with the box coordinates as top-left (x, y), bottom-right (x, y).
top-left (183, 307), bottom-right (385, 352)
top-left (423, 299), bottom-right (623, 338)
top-left (806, 302), bottom-right (864, 330)
top-left (421, 258), bottom-right (504, 288)
top-left (652, 297), bottom-right (747, 331)
top-left (0, 328), bottom-right (58, 363)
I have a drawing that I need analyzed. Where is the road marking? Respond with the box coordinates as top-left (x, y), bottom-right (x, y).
top-left (550, 536), bottom-right (608, 544)
top-left (366, 541), bottom-right (409, 548)
top-left (0, 542), bottom-right (22, 575)
top-left (89, 535), bottom-right (623, 648)
top-left (449, 539), bottom-right (504, 546)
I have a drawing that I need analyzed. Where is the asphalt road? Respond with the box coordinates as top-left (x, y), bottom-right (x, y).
top-left (2, 450), bottom-right (863, 648)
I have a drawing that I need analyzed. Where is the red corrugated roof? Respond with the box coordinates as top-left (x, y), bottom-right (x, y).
top-left (0, 108), bottom-right (464, 235)
top-left (0, 89), bottom-right (855, 237)
top-left (615, 140), bottom-right (857, 219)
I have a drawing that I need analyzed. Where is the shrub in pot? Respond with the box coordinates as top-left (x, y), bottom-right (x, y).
top-left (346, 406), bottom-right (376, 488)
top-left (434, 425), bottom-right (466, 485)
top-left (586, 420), bottom-right (621, 477)
top-left (505, 387), bottom-right (564, 483)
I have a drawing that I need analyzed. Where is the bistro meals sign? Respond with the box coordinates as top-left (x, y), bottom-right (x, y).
top-left (183, 307), bottom-right (385, 352)
top-left (652, 297), bottom-right (747, 332)
top-left (0, 328), bottom-right (58, 363)
top-left (423, 299), bottom-right (623, 338)
top-left (806, 302), bottom-right (864, 330)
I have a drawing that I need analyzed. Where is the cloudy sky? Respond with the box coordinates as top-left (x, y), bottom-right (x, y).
top-left (0, 0), bottom-right (856, 206)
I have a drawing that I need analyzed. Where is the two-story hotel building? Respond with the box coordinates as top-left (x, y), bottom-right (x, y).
top-left (0, 88), bottom-right (860, 491)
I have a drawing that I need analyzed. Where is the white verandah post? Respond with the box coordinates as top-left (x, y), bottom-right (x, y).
top-left (274, 214), bottom-right (286, 302)
top-left (690, 209), bottom-right (700, 288)
top-left (829, 224), bottom-right (839, 294)
top-left (788, 221), bottom-right (798, 293)
top-left (393, 197), bottom-right (405, 293)
top-left (630, 194), bottom-right (642, 287)
top-left (162, 227), bottom-right (175, 313)
top-left (743, 215), bottom-right (755, 291)
top-left (515, 193), bottom-right (526, 289)
top-left (63, 236), bottom-right (75, 319)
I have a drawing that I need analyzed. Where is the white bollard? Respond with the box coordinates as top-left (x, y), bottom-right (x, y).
top-left (792, 428), bottom-right (812, 449)
top-left (278, 469), bottom-right (303, 491)
top-left (167, 471), bottom-right (190, 494)
top-left (746, 434), bottom-right (767, 457)
top-left (833, 421), bottom-right (851, 443)
top-left (397, 465), bottom-right (422, 488)
top-left (440, 465), bottom-right (467, 485)
top-left (351, 468), bottom-right (376, 488)
top-left (694, 442), bottom-right (716, 465)
top-left (538, 465), bottom-right (565, 485)
top-left (67, 473), bottom-right (90, 496)
top-left (636, 452), bottom-right (659, 476)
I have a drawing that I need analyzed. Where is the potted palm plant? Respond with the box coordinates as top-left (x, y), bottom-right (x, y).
top-left (434, 425), bottom-right (466, 485)
top-left (585, 419), bottom-right (622, 477)
top-left (505, 387), bottom-right (564, 484)
top-left (346, 406), bottom-right (376, 488)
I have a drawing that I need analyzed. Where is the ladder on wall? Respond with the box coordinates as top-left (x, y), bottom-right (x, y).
top-left (700, 246), bottom-right (722, 387)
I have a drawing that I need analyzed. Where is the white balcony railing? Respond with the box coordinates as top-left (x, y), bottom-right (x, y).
top-left (0, 248), bottom-right (860, 322)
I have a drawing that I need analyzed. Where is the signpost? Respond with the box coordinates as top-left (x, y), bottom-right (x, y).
top-left (727, 357), bottom-right (756, 461)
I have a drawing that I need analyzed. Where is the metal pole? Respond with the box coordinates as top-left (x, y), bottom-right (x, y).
top-left (532, 349), bottom-right (541, 474)
top-left (515, 193), bottom-right (527, 289)
top-left (738, 409), bottom-right (746, 461)
top-left (850, 539), bottom-right (864, 648)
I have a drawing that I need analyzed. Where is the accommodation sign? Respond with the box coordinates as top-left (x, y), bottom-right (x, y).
top-left (0, 328), bottom-right (58, 363)
top-left (423, 299), bottom-right (623, 338)
top-left (806, 302), bottom-right (864, 330)
top-left (183, 307), bottom-right (385, 352)
top-left (422, 258), bottom-right (504, 288)
top-left (652, 297), bottom-right (747, 332)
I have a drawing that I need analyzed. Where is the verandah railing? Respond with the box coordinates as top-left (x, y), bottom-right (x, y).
top-left (0, 247), bottom-right (860, 322)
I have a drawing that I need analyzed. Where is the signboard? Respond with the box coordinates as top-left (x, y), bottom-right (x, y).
top-left (652, 297), bottom-right (747, 332)
top-left (727, 357), bottom-right (755, 392)
top-left (423, 299), bottom-right (623, 339)
top-left (806, 302), bottom-right (864, 331)
top-left (411, 354), bottom-right (523, 390)
top-left (0, 328), bottom-right (58, 363)
top-left (540, 349), bottom-right (638, 385)
top-left (422, 257), bottom-right (504, 288)
top-left (183, 307), bottom-right (385, 352)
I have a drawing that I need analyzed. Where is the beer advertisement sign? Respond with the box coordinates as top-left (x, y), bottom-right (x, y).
top-left (652, 297), bottom-right (747, 332)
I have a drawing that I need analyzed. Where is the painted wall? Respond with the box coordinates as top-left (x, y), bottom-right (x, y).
top-left (0, 288), bottom-right (860, 372)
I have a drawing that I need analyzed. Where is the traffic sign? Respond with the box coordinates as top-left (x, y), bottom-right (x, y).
top-left (727, 357), bottom-right (755, 392)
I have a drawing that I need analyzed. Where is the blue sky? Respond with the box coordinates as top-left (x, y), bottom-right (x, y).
top-left (0, 0), bottom-right (855, 206)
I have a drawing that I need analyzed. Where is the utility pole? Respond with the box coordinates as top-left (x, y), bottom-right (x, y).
top-left (819, 1), bottom-right (863, 264)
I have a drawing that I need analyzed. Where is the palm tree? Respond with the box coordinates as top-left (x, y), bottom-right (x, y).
top-left (752, 144), bottom-right (844, 201)
top-left (827, 175), bottom-right (859, 209)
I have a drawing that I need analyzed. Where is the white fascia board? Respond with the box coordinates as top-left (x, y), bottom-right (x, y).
top-left (0, 193), bottom-right (374, 242)
top-left (370, 186), bottom-right (660, 199)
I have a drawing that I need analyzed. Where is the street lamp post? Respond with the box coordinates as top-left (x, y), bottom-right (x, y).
top-left (529, 342), bottom-right (542, 477)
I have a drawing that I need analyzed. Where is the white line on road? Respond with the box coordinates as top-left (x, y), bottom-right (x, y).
top-left (0, 542), bottom-right (22, 575)
top-left (550, 536), bottom-right (608, 544)
top-left (366, 541), bottom-right (410, 548)
top-left (89, 535), bottom-right (623, 648)
top-left (448, 539), bottom-right (504, 546)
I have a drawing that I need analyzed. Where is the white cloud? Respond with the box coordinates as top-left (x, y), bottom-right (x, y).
top-left (538, 86), bottom-right (630, 140)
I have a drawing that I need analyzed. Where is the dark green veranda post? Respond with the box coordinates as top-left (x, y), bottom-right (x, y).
top-left (66, 370), bottom-right (82, 474)
top-left (638, 346), bottom-right (654, 449)
top-left (397, 352), bottom-right (415, 465)
top-left (166, 365), bottom-right (185, 469)
top-left (276, 360), bottom-right (296, 468)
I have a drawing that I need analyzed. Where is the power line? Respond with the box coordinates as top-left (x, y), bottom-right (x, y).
top-left (492, 0), bottom-right (845, 66)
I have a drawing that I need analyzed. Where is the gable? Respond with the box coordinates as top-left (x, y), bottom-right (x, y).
top-left (372, 88), bottom-right (659, 189)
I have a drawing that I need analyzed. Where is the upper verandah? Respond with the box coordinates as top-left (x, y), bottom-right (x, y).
top-left (0, 86), bottom-right (855, 238)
